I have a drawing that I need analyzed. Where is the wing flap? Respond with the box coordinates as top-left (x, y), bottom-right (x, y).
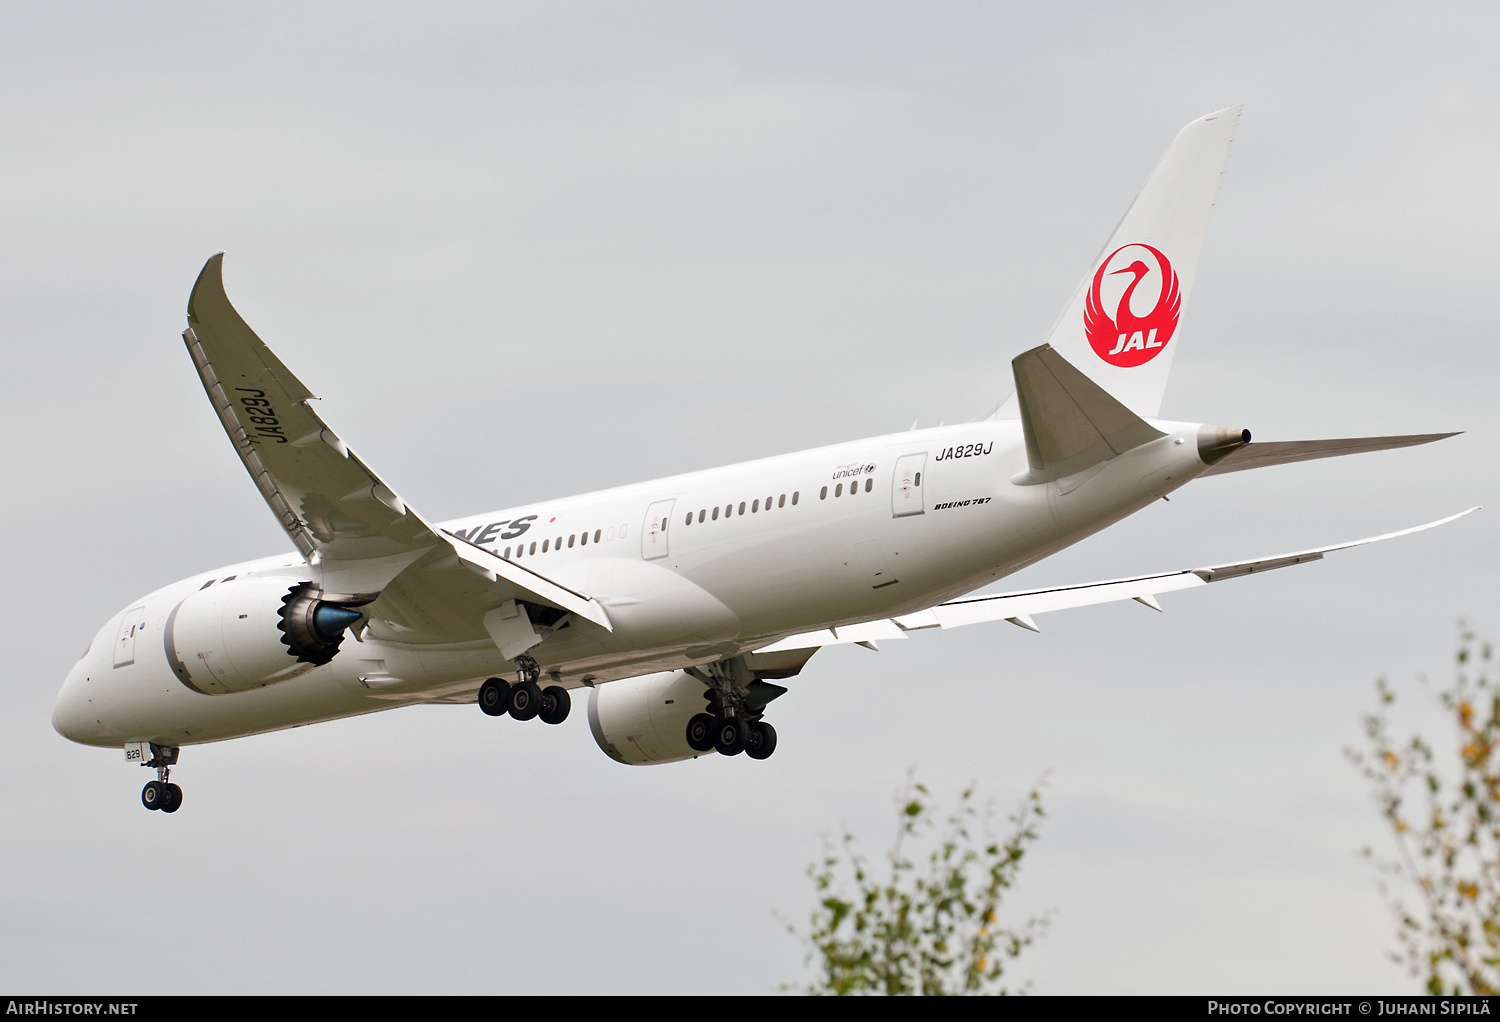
top-left (443, 532), bottom-right (613, 631)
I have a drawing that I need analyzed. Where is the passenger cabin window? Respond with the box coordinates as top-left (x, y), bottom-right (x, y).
top-left (698, 510), bottom-right (705, 523)
top-left (752, 499), bottom-right (759, 512)
top-left (712, 507), bottom-right (719, 521)
top-left (581, 532), bottom-right (588, 546)
top-left (530, 542), bottom-right (537, 555)
top-left (780, 494), bottom-right (787, 507)
top-left (738, 501), bottom-right (746, 515)
top-left (568, 535), bottom-right (575, 548)
top-left (542, 539), bottom-right (549, 552)
top-left (835, 483), bottom-right (843, 497)
top-left (792, 491), bottom-right (799, 504)
top-left (594, 529), bottom-right (601, 543)
top-left (504, 546), bottom-right (511, 558)
top-left (820, 487), bottom-right (828, 500)
top-left (865, 478), bottom-right (873, 492)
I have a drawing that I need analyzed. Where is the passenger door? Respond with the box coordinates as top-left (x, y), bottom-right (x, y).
top-left (641, 499), bottom-right (676, 560)
top-left (891, 454), bottom-right (927, 518)
top-left (114, 605), bottom-right (145, 668)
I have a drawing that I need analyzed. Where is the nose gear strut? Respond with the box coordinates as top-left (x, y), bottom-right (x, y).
top-left (138, 743), bottom-right (183, 813)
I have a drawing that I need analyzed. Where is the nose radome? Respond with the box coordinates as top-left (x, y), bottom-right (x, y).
top-left (52, 663), bottom-right (99, 745)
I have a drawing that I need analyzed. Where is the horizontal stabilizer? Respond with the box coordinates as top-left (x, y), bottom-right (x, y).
top-left (1199, 433), bottom-right (1460, 477)
top-left (754, 508), bottom-right (1478, 654)
top-left (1012, 344), bottom-right (1166, 484)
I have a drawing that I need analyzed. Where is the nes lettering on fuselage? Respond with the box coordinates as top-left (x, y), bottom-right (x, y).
top-left (51, 105), bottom-right (1474, 815)
top-left (449, 515), bottom-right (536, 546)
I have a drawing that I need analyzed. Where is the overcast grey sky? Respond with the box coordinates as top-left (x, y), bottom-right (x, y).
top-left (3, 2), bottom-right (1497, 994)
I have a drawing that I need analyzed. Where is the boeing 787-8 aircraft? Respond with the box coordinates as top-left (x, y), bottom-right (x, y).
top-left (52, 107), bottom-right (1473, 813)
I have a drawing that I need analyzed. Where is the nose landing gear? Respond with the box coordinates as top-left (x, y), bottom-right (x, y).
top-left (136, 744), bottom-right (183, 813)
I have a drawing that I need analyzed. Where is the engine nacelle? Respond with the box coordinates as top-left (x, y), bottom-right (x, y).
top-left (165, 578), bottom-right (362, 695)
top-left (587, 670), bottom-right (712, 765)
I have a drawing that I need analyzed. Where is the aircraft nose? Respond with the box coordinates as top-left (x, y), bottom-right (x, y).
top-left (52, 664), bottom-right (100, 745)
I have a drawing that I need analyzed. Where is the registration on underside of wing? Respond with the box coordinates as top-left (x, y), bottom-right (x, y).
top-left (185, 253), bottom-right (440, 594)
top-left (184, 253), bottom-right (611, 637)
top-left (753, 508), bottom-right (1478, 654)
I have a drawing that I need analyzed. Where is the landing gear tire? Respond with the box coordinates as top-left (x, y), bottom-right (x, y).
top-left (539, 686), bottom-right (571, 725)
top-left (746, 721), bottom-right (778, 761)
top-left (714, 716), bottom-right (750, 757)
top-left (685, 713), bottom-right (716, 752)
top-left (509, 680), bottom-right (543, 721)
top-left (478, 677), bottom-right (511, 717)
top-left (161, 783), bottom-right (184, 813)
top-left (142, 780), bottom-right (169, 811)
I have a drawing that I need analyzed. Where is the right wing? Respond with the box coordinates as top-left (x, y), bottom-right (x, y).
top-left (755, 508), bottom-right (1478, 652)
top-left (184, 254), bottom-right (611, 642)
top-left (1199, 433), bottom-right (1459, 476)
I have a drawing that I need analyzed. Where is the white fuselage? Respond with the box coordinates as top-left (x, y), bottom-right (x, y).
top-left (53, 417), bottom-right (1212, 749)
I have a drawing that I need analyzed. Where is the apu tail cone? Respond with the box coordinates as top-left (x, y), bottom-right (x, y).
top-left (1197, 426), bottom-right (1251, 465)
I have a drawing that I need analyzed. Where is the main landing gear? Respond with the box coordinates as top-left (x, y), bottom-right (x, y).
top-left (138, 744), bottom-right (183, 814)
top-left (686, 712), bottom-right (777, 760)
top-left (684, 657), bottom-right (780, 761)
top-left (477, 654), bottom-right (571, 726)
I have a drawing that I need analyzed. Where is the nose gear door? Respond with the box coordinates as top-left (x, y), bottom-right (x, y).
top-left (642, 499), bottom-right (675, 560)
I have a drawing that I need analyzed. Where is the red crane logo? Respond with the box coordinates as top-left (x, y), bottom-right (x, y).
top-left (1083, 243), bottom-right (1181, 368)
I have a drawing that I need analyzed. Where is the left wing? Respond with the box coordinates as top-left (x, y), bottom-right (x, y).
top-left (184, 253), bottom-right (612, 643)
top-left (755, 508), bottom-right (1478, 653)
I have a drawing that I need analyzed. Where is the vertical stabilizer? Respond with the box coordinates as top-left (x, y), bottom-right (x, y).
top-left (994, 106), bottom-right (1241, 420)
